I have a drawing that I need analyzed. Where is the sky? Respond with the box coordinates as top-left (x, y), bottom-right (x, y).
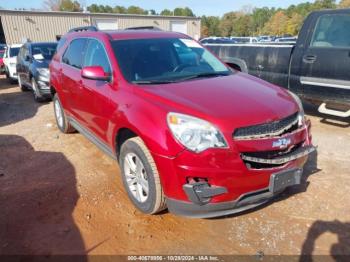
top-left (0, 0), bottom-right (315, 16)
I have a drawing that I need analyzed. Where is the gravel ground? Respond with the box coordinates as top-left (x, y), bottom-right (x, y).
top-left (0, 76), bottom-right (349, 257)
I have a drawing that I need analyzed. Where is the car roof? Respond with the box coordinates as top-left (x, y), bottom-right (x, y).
top-left (9, 44), bottom-right (22, 48)
top-left (27, 42), bottom-right (57, 46)
top-left (66, 30), bottom-right (191, 41)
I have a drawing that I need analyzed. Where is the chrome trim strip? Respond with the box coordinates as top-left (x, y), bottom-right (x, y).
top-left (300, 77), bottom-right (350, 90)
top-left (204, 44), bottom-right (293, 48)
top-left (241, 146), bottom-right (316, 165)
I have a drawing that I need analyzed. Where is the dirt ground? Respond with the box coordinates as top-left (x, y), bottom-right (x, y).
top-left (0, 75), bottom-right (349, 257)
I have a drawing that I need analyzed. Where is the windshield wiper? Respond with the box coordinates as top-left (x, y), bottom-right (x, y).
top-left (132, 80), bottom-right (178, 85)
top-left (179, 72), bottom-right (231, 81)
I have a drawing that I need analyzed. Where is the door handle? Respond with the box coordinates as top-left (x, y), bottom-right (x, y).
top-left (303, 55), bottom-right (317, 63)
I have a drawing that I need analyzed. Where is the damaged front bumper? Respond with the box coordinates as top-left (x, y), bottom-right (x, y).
top-left (167, 167), bottom-right (307, 218)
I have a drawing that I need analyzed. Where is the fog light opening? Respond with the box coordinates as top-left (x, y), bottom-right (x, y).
top-left (186, 177), bottom-right (208, 184)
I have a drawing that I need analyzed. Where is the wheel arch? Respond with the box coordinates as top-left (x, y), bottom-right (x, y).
top-left (115, 127), bottom-right (138, 159)
top-left (222, 57), bottom-right (248, 73)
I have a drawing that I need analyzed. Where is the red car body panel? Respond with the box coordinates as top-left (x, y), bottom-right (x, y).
top-left (50, 30), bottom-right (314, 216)
top-left (0, 50), bottom-right (4, 68)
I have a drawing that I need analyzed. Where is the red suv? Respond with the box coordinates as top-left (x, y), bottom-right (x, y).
top-left (50, 27), bottom-right (315, 218)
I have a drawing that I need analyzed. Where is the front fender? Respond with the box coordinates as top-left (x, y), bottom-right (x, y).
top-left (109, 88), bottom-right (184, 158)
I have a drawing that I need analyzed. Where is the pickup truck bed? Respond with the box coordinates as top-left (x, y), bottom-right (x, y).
top-left (206, 8), bottom-right (350, 118)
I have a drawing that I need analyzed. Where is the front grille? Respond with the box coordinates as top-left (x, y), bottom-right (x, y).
top-left (241, 142), bottom-right (305, 169)
top-left (233, 112), bottom-right (299, 140)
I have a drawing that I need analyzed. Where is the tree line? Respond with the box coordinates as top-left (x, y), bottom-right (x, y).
top-left (202, 0), bottom-right (350, 37)
top-left (43, 0), bottom-right (350, 37)
top-left (43, 0), bottom-right (195, 16)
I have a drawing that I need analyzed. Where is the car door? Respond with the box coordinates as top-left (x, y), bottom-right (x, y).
top-left (293, 12), bottom-right (350, 107)
top-left (22, 45), bottom-right (32, 86)
top-left (61, 38), bottom-right (88, 122)
top-left (16, 46), bottom-right (25, 81)
top-left (80, 38), bottom-right (113, 142)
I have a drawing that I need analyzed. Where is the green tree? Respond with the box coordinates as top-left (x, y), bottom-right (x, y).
top-left (338, 0), bottom-right (350, 8)
top-left (286, 13), bottom-right (304, 35)
top-left (149, 9), bottom-right (157, 15)
top-left (113, 6), bottom-right (127, 14)
top-left (160, 9), bottom-right (173, 16)
top-left (263, 11), bottom-right (288, 35)
top-left (251, 7), bottom-right (275, 35)
top-left (174, 7), bottom-right (195, 17)
top-left (59, 0), bottom-right (81, 12)
top-left (127, 5), bottom-right (148, 15)
top-left (313, 0), bottom-right (336, 9)
top-left (219, 12), bottom-right (238, 36)
top-left (233, 14), bottom-right (253, 36)
top-left (201, 16), bottom-right (221, 37)
top-left (87, 4), bottom-right (99, 13)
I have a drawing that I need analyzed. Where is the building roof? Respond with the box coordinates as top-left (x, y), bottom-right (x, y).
top-left (0, 9), bottom-right (201, 21)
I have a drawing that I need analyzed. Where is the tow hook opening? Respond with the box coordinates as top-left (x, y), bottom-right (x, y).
top-left (183, 178), bottom-right (228, 206)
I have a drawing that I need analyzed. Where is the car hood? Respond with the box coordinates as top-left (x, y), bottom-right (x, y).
top-left (136, 73), bottom-right (299, 130)
top-left (33, 59), bottom-right (50, 68)
top-left (8, 57), bottom-right (17, 64)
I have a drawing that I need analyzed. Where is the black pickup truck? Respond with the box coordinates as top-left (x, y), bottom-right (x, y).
top-left (206, 9), bottom-right (350, 118)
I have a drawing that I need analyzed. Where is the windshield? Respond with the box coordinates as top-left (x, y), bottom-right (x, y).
top-left (111, 38), bottom-right (231, 84)
top-left (32, 43), bottom-right (57, 61)
top-left (10, 47), bottom-right (20, 57)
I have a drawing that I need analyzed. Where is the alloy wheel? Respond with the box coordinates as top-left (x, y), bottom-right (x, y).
top-left (54, 99), bottom-right (64, 128)
top-left (123, 152), bottom-right (149, 203)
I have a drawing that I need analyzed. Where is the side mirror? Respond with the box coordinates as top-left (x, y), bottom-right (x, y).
top-left (25, 55), bottom-right (31, 61)
top-left (81, 66), bottom-right (110, 81)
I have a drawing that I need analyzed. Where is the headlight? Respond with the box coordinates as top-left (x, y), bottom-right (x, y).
top-left (37, 68), bottom-right (49, 76)
top-left (288, 90), bottom-right (305, 127)
top-left (167, 112), bottom-right (228, 153)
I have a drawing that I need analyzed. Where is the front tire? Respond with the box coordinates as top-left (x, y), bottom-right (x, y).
top-left (120, 137), bottom-right (166, 214)
top-left (53, 94), bottom-right (75, 133)
top-left (18, 75), bottom-right (29, 91)
top-left (31, 78), bottom-right (45, 102)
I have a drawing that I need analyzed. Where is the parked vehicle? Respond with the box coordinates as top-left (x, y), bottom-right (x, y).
top-left (205, 9), bottom-right (350, 118)
top-left (17, 42), bottom-right (57, 102)
top-left (0, 49), bottom-right (5, 74)
top-left (275, 37), bottom-right (297, 43)
top-left (230, 37), bottom-right (258, 43)
top-left (50, 26), bottom-right (315, 218)
top-left (258, 35), bottom-right (273, 42)
top-left (200, 37), bottom-right (236, 44)
top-left (3, 44), bottom-right (21, 83)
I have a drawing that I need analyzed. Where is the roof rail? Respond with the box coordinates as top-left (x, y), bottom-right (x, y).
top-left (125, 26), bottom-right (162, 31)
top-left (68, 26), bottom-right (98, 33)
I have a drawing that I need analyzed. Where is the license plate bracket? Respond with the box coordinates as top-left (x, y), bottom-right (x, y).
top-left (269, 168), bottom-right (303, 193)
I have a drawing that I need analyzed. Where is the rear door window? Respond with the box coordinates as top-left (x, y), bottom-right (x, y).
top-left (311, 14), bottom-right (350, 48)
top-left (9, 47), bottom-right (20, 57)
top-left (83, 39), bottom-right (111, 74)
top-left (62, 38), bottom-right (87, 69)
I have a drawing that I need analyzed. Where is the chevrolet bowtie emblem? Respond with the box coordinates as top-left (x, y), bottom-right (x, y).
top-left (272, 138), bottom-right (291, 149)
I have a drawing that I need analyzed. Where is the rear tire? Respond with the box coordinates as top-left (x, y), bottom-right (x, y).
top-left (119, 137), bottom-right (166, 214)
top-left (9, 77), bottom-right (17, 84)
top-left (53, 94), bottom-right (75, 134)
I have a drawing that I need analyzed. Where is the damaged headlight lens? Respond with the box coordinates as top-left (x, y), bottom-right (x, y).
top-left (167, 112), bottom-right (228, 153)
top-left (288, 90), bottom-right (305, 127)
top-left (37, 68), bottom-right (49, 76)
